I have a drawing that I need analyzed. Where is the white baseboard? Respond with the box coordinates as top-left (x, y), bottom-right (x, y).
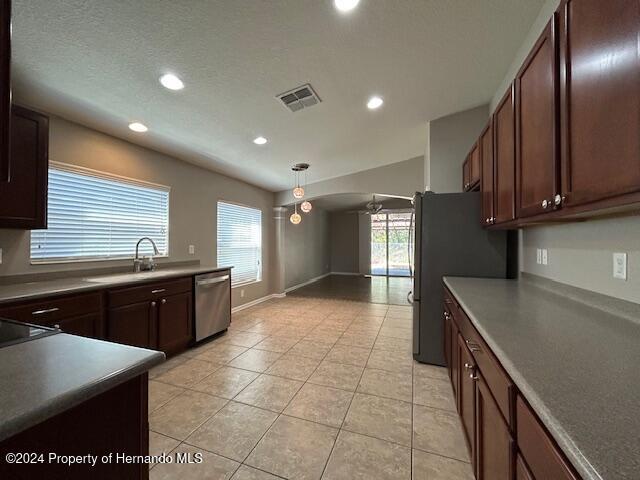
top-left (285, 272), bottom-right (331, 293)
top-left (330, 271), bottom-right (363, 276)
top-left (232, 293), bottom-right (284, 313)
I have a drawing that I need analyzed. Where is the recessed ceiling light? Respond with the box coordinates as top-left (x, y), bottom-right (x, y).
top-left (367, 96), bottom-right (384, 110)
top-left (159, 73), bottom-right (184, 91)
top-left (334, 0), bottom-right (360, 12)
top-left (253, 136), bottom-right (268, 145)
top-left (128, 122), bottom-right (148, 133)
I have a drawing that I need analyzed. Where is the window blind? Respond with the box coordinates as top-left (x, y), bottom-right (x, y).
top-left (31, 165), bottom-right (169, 262)
top-left (217, 201), bottom-right (262, 286)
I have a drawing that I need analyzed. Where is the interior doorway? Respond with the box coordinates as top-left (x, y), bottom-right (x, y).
top-left (370, 211), bottom-right (412, 277)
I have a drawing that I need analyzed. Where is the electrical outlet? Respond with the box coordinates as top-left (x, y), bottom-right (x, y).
top-left (536, 249), bottom-right (542, 265)
top-left (188, 245), bottom-right (195, 255)
top-left (613, 252), bottom-right (627, 280)
top-left (542, 249), bottom-right (548, 266)
top-left (240, 289), bottom-right (245, 298)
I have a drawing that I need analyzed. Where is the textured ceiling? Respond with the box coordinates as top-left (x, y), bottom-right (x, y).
top-left (11, 0), bottom-right (543, 191)
top-left (311, 193), bottom-right (411, 212)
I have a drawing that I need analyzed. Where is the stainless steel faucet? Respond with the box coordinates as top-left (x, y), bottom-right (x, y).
top-left (133, 237), bottom-right (160, 272)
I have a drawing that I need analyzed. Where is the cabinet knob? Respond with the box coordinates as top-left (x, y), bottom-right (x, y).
top-left (554, 194), bottom-right (564, 206)
top-left (54, 324), bottom-right (60, 329)
top-left (151, 301), bottom-right (156, 307)
top-left (470, 373), bottom-right (479, 381)
top-left (542, 199), bottom-right (549, 209)
top-left (161, 299), bottom-right (167, 304)
top-left (464, 363), bottom-right (474, 370)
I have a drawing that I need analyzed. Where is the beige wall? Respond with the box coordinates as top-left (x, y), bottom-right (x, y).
top-left (284, 206), bottom-right (330, 289)
top-left (275, 156), bottom-right (423, 207)
top-left (330, 212), bottom-right (360, 274)
top-left (427, 104), bottom-right (489, 193)
top-left (490, 0), bottom-right (639, 304)
top-left (0, 115), bottom-right (276, 307)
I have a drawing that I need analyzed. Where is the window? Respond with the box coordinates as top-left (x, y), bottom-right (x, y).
top-left (31, 163), bottom-right (169, 262)
top-left (217, 201), bottom-right (262, 286)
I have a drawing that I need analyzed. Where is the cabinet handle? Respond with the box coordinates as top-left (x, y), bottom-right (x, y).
top-left (470, 373), bottom-right (479, 381)
top-left (54, 324), bottom-right (61, 329)
top-left (161, 299), bottom-right (167, 304)
top-left (464, 363), bottom-right (474, 370)
top-left (151, 301), bottom-right (157, 307)
top-left (542, 199), bottom-right (549, 209)
top-left (465, 340), bottom-right (481, 352)
top-left (151, 289), bottom-right (166, 294)
top-left (32, 307), bottom-right (60, 316)
top-left (554, 194), bottom-right (564, 206)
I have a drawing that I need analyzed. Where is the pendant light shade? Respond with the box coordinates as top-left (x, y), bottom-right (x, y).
top-left (293, 186), bottom-right (305, 199)
top-left (301, 200), bottom-right (312, 213)
top-left (290, 212), bottom-right (301, 224)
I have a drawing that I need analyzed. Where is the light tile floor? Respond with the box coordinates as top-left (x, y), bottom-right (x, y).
top-left (148, 296), bottom-right (473, 480)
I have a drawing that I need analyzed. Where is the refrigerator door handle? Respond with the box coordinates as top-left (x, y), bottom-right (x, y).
top-left (407, 291), bottom-right (413, 304)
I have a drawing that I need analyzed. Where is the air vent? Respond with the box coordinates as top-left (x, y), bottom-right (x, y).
top-left (276, 83), bottom-right (321, 112)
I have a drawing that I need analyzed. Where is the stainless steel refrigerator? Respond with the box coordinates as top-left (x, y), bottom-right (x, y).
top-left (411, 192), bottom-right (514, 365)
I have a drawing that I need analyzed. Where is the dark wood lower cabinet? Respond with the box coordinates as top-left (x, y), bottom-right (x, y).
top-left (475, 373), bottom-right (513, 480)
top-left (107, 301), bottom-right (155, 349)
top-left (443, 285), bottom-right (582, 480)
top-left (0, 374), bottom-right (149, 480)
top-left (157, 291), bottom-right (192, 356)
top-left (458, 334), bottom-right (476, 454)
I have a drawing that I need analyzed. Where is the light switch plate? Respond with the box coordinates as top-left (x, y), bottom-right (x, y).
top-left (188, 245), bottom-right (195, 255)
top-left (542, 249), bottom-right (548, 265)
top-left (536, 249), bottom-right (542, 265)
top-left (613, 252), bottom-right (627, 280)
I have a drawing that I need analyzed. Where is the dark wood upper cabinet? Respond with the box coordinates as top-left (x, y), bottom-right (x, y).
top-left (515, 16), bottom-right (560, 218)
top-left (493, 86), bottom-right (516, 224)
top-left (0, 105), bottom-right (49, 228)
top-left (469, 143), bottom-right (481, 189)
top-left (480, 121), bottom-right (494, 226)
top-left (0, 0), bottom-right (10, 183)
top-left (558, 0), bottom-right (640, 209)
top-left (475, 373), bottom-right (513, 480)
top-left (462, 158), bottom-right (471, 191)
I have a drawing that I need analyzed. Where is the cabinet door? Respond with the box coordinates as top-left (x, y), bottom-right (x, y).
top-left (107, 301), bottom-right (154, 349)
top-left (463, 159), bottom-right (471, 191)
top-left (475, 374), bottom-right (513, 480)
top-left (56, 312), bottom-right (101, 338)
top-left (0, 105), bottom-right (49, 228)
top-left (0, 0), bottom-right (10, 182)
top-left (457, 334), bottom-right (476, 456)
top-left (450, 318), bottom-right (460, 402)
top-left (494, 86), bottom-right (516, 224)
top-left (480, 122), bottom-right (494, 226)
top-left (559, 0), bottom-right (640, 208)
top-left (157, 291), bottom-right (192, 355)
top-left (470, 144), bottom-right (481, 189)
top-left (516, 455), bottom-right (535, 480)
top-left (515, 17), bottom-right (559, 218)
top-left (443, 309), bottom-right (452, 372)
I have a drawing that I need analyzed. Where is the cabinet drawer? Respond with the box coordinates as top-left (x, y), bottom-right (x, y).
top-left (0, 292), bottom-right (102, 325)
top-left (107, 277), bottom-right (192, 308)
top-left (516, 395), bottom-right (578, 480)
top-left (451, 300), bottom-right (514, 428)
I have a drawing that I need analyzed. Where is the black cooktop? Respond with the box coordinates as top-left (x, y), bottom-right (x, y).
top-left (0, 318), bottom-right (59, 348)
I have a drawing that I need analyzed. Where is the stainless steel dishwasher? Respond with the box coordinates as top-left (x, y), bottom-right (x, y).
top-left (195, 271), bottom-right (231, 342)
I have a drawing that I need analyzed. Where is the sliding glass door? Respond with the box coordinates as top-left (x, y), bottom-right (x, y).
top-left (370, 211), bottom-right (412, 277)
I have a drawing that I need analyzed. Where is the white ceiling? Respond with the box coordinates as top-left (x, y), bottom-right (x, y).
top-left (11, 0), bottom-right (543, 191)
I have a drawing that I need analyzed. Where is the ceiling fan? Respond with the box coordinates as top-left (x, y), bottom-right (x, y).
top-left (348, 195), bottom-right (384, 215)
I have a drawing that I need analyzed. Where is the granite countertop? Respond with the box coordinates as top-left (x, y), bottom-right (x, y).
top-left (443, 276), bottom-right (640, 480)
top-left (0, 264), bottom-right (232, 305)
top-left (0, 333), bottom-right (164, 442)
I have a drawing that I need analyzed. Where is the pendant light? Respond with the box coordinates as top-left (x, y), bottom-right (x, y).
top-left (291, 163), bottom-right (309, 200)
top-left (301, 200), bottom-right (312, 213)
top-left (290, 203), bottom-right (302, 224)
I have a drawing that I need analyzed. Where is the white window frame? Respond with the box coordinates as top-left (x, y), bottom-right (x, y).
top-left (217, 200), bottom-right (263, 287)
top-left (30, 161), bottom-right (170, 264)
